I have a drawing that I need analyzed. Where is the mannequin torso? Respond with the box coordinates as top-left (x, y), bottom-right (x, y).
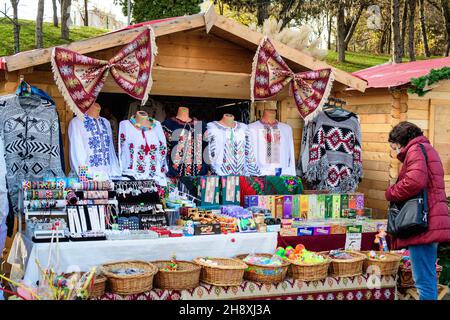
top-left (176, 106), bottom-right (192, 123)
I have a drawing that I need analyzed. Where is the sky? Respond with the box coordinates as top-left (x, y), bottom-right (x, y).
top-left (0, 0), bottom-right (127, 23)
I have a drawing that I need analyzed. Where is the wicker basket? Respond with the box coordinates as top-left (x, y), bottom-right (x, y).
top-left (235, 254), bottom-right (290, 284)
top-left (398, 264), bottom-right (442, 288)
top-left (152, 260), bottom-right (201, 290)
top-left (101, 261), bottom-right (158, 295)
top-left (65, 272), bottom-right (107, 298)
top-left (362, 251), bottom-right (402, 276)
top-left (194, 258), bottom-right (247, 286)
top-left (288, 256), bottom-right (331, 281)
top-left (321, 251), bottom-right (366, 277)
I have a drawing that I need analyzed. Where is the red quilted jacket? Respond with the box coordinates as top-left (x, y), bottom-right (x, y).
top-left (385, 136), bottom-right (450, 249)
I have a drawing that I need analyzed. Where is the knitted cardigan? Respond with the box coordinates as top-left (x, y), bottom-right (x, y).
top-left (0, 94), bottom-right (65, 213)
top-left (303, 111), bottom-right (363, 193)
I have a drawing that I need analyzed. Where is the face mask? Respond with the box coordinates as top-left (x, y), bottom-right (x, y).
top-left (396, 147), bottom-right (401, 155)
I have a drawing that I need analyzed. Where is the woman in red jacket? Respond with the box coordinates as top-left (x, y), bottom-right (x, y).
top-left (386, 121), bottom-right (450, 300)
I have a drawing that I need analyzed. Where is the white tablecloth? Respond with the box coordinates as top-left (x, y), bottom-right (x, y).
top-left (8, 232), bottom-right (277, 285)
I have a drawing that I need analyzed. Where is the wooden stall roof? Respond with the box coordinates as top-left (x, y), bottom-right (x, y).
top-left (0, 7), bottom-right (366, 93)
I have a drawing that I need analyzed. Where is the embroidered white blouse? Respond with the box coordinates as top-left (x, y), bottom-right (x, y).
top-left (118, 120), bottom-right (168, 186)
top-left (68, 115), bottom-right (121, 178)
top-left (206, 121), bottom-right (261, 176)
top-left (248, 120), bottom-right (296, 176)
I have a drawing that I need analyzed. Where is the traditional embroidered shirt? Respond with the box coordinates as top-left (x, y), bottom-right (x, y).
top-left (162, 117), bottom-right (209, 177)
top-left (206, 121), bottom-right (261, 176)
top-left (304, 111), bottom-right (362, 193)
top-left (68, 115), bottom-right (121, 178)
top-left (0, 94), bottom-right (65, 213)
top-left (248, 120), bottom-right (296, 176)
top-left (118, 119), bottom-right (168, 186)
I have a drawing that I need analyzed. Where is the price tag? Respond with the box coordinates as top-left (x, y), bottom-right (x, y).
top-left (345, 225), bottom-right (362, 251)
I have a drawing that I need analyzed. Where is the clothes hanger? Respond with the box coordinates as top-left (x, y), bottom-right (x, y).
top-left (16, 75), bottom-right (41, 102)
top-left (323, 97), bottom-right (353, 118)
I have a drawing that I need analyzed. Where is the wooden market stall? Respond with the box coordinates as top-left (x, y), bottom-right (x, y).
top-left (336, 57), bottom-right (450, 218)
top-left (0, 7), bottom-right (366, 174)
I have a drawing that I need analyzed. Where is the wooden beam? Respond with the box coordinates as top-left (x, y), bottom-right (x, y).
top-left (209, 15), bottom-right (367, 92)
top-left (204, 4), bottom-right (218, 33)
top-left (4, 14), bottom-right (206, 72)
top-left (102, 66), bottom-right (255, 100)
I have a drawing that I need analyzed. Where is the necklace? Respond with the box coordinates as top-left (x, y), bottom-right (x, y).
top-left (130, 115), bottom-right (156, 131)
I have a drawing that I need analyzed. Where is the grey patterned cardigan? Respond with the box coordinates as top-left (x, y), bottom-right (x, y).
top-left (0, 95), bottom-right (65, 213)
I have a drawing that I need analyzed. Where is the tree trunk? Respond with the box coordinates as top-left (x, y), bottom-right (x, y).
top-left (391, 0), bottom-right (403, 63)
top-left (327, 12), bottom-right (332, 50)
top-left (387, 25), bottom-right (392, 54)
top-left (337, 3), bottom-right (346, 62)
top-left (256, 0), bottom-right (268, 26)
top-left (400, 0), bottom-right (408, 57)
top-left (441, 0), bottom-right (450, 56)
top-left (408, 0), bottom-right (417, 61)
top-left (61, 0), bottom-right (71, 40)
top-left (11, 0), bottom-right (20, 53)
top-left (379, 27), bottom-right (387, 54)
top-left (344, 3), bottom-right (366, 51)
top-left (52, 0), bottom-right (58, 27)
top-left (84, 0), bottom-right (88, 26)
top-left (35, 0), bottom-right (44, 49)
top-left (419, 0), bottom-right (430, 57)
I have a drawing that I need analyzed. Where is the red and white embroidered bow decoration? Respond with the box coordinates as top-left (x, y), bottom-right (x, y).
top-left (251, 37), bottom-right (334, 123)
top-left (51, 27), bottom-right (157, 118)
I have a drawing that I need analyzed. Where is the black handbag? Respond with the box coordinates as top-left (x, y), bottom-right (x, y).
top-left (387, 144), bottom-right (429, 239)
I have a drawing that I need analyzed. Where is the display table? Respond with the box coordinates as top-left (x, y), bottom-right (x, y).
top-left (94, 275), bottom-right (397, 300)
top-left (277, 233), bottom-right (391, 252)
top-left (7, 232), bottom-right (278, 285)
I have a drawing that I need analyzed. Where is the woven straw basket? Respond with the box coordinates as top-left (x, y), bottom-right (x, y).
top-left (66, 272), bottom-right (107, 298)
top-left (235, 253), bottom-right (290, 284)
top-left (362, 251), bottom-right (402, 276)
top-left (398, 264), bottom-right (442, 288)
top-left (152, 260), bottom-right (201, 290)
top-left (321, 251), bottom-right (366, 277)
top-left (194, 258), bottom-right (247, 287)
top-left (101, 260), bottom-right (158, 295)
top-left (289, 256), bottom-right (331, 281)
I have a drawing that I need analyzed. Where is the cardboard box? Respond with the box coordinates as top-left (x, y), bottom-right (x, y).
top-left (267, 196), bottom-right (276, 217)
top-left (348, 194), bottom-right (357, 209)
top-left (275, 196), bottom-right (284, 219)
top-left (356, 193), bottom-right (365, 210)
top-left (244, 195), bottom-right (259, 208)
top-left (283, 195), bottom-right (293, 219)
top-left (194, 223), bottom-right (221, 235)
top-left (308, 194), bottom-right (317, 219)
top-left (258, 195), bottom-right (267, 209)
top-left (297, 227), bottom-right (314, 236)
top-left (279, 227), bottom-right (298, 237)
top-left (343, 209), bottom-right (357, 219)
top-left (316, 195), bottom-right (326, 220)
top-left (281, 219), bottom-right (293, 228)
top-left (300, 194), bottom-right (309, 220)
top-left (332, 194), bottom-right (341, 219)
top-left (292, 195), bottom-right (300, 218)
top-left (267, 224), bottom-right (281, 232)
top-left (313, 226), bottom-right (331, 236)
top-left (340, 194), bottom-right (349, 218)
top-left (324, 195), bottom-right (333, 219)
top-left (330, 224), bottom-right (347, 234)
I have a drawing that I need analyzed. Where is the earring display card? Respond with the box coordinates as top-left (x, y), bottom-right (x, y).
top-left (199, 176), bottom-right (220, 206)
top-left (221, 176), bottom-right (240, 206)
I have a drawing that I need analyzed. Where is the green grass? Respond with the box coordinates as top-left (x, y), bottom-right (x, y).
top-left (0, 18), bottom-right (107, 57)
top-left (326, 50), bottom-right (444, 73)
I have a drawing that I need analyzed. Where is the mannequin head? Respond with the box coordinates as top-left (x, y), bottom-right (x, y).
top-left (261, 109), bottom-right (277, 123)
top-left (87, 102), bottom-right (101, 119)
top-left (134, 110), bottom-right (152, 128)
top-left (220, 113), bottom-right (236, 127)
top-left (176, 106), bottom-right (191, 121)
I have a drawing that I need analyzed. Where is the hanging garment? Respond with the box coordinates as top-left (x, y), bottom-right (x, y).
top-left (118, 119), bottom-right (168, 186)
top-left (127, 99), bottom-right (166, 122)
top-left (297, 121), bottom-right (316, 176)
top-left (248, 120), bottom-right (296, 176)
top-left (0, 136), bottom-right (8, 223)
top-left (305, 111), bottom-right (363, 193)
top-left (162, 117), bottom-right (209, 177)
top-left (106, 115), bottom-right (119, 155)
top-left (206, 121), bottom-right (261, 176)
top-left (68, 115), bottom-right (121, 178)
top-left (0, 95), bottom-right (65, 213)
top-left (239, 176), bottom-right (266, 207)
